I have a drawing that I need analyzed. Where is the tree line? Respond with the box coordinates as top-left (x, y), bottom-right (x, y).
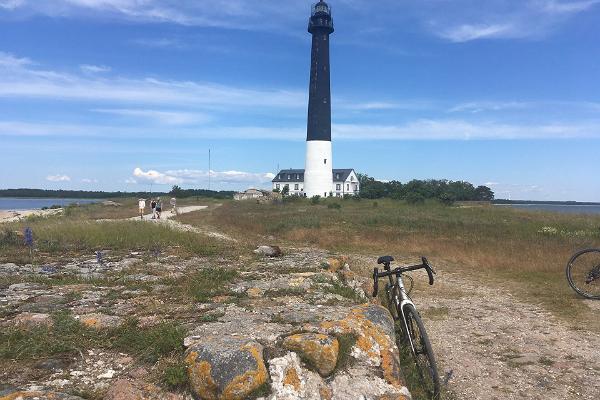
top-left (0, 188), bottom-right (234, 199)
top-left (357, 174), bottom-right (494, 203)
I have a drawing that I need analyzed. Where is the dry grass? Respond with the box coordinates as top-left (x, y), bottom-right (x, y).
top-left (182, 198), bottom-right (600, 322)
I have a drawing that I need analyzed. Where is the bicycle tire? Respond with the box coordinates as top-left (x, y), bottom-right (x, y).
top-left (566, 248), bottom-right (600, 300)
top-left (402, 304), bottom-right (441, 399)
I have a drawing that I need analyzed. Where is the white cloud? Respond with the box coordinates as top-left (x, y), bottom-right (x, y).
top-left (440, 24), bottom-right (516, 42)
top-left (92, 108), bottom-right (210, 125)
top-left (0, 52), bottom-right (306, 109)
top-left (537, 0), bottom-right (600, 14)
top-left (448, 102), bottom-right (532, 113)
top-left (47, 174), bottom-right (71, 182)
top-left (425, 0), bottom-right (600, 42)
top-left (133, 167), bottom-right (182, 185)
top-left (2, 118), bottom-right (600, 141)
top-left (81, 178), bottom-right (98, 183)
top-left (80, 64), bottom-right (111, 73)
top-left (132, 167), bottom-right (275, 187)
top-left (0, 0), bottom-right (24, 10)
top-left (332, 120), bottom-right (600, 140)
top-left (0, 51), bottom-right (31, 68)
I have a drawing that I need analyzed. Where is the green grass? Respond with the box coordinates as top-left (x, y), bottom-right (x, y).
top-left (335, 333), bottom-right (358, 371)
top-left (0, 219), bottom-right (224, 262)
top-left (0, 312), bottom-right (185, 363)
top-left (323, 280), bottom-right (363, 303)
top-left (183, 268), bottom-right (239, 302)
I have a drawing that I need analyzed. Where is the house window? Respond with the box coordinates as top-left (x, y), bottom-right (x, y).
top-left (294, 184), bottom-right (299, 190)
top-left (336, 184), bottom-right (341, 191)
top-left (296, 174), bottom-right (299, 180)
top-left (336, 173), bottom-right (340, 180)
top-left (276, 184), bottom-right (280, 189)
top-left (350, 176), bottom-right (354, 181)
top-left (324, 159), bottom-right (327, 164)
top-left (284, 184), bottom-right (289, 190)
top-left (347, 184), bottom-right (349, 191)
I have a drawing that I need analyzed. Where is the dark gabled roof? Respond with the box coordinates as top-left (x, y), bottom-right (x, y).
top-left (272, 169), bottom-right (356, 183)
top-left (332, 169), bottom-right (355, 182)
top-left (272, 169), bottom-right (305, 183)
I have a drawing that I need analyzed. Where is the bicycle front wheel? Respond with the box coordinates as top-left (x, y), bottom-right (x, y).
top-left (403, 304), bottom-right (441, 399)
top-left (566, 248), bottom-right (600, 299)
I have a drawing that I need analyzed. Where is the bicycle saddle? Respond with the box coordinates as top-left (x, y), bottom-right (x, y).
top-left (377, 255), bottom-right (394, 265)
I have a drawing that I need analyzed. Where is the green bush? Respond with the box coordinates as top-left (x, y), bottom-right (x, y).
top-left (311, 195), bottom-right (321, 205)
top-left (327, 203), bottom-right (342, 210)
top-left (438, 193), bottom-right (456, 206)
top-left (405, 192), bottom-right (425, 205)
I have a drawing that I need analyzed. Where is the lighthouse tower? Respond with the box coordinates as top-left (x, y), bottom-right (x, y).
top-left (304, 0), bottom-right (334, 198)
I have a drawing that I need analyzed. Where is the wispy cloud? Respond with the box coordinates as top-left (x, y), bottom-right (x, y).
top-left (2, 118), bottom-right (599, 141)
top-left (332, 120), bottom-right (600, 140)
top-left (80, 64), bottom-right (111, 73)
top-left (81, 178), bottom-right (99, 183)
top-left (46, 174), bottom-right (71, 182)
top-left (0, 0), bottom-right (23, 10)
top-left (426, 0), bottom-right (600, 42)
top-left (132, 167), bottom-right (275, 187)
top-left (439, 24), bottom-right (517, 42)
top-left (92, 108), bottom-right (211, 125)
top-left (0, 52), bottom-right (306, 109)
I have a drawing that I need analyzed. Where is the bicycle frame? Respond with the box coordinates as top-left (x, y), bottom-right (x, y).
top-left (387, 272), bottom-right (418, 355)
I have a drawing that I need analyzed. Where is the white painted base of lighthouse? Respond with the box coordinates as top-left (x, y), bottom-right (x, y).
top-left (304, 140), bottom-right (333, 198)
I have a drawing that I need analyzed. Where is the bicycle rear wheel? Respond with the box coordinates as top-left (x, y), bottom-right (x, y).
top-left (566, 248), bottom-right (600, 299)
top-left (402, 304), bottom-right (440, 399)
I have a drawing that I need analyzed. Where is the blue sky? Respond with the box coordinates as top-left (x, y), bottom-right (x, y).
top-left (0, 0), bottom-right (599, 201)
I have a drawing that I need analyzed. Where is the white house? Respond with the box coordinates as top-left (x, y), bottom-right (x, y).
top-left (272, 169), bottom-right (360, 197)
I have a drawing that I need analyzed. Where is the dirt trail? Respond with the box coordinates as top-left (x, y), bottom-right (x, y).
top-left (413, 269), bottom-right (600, 399)
top-left (127, 205), bottom-right (237, 242)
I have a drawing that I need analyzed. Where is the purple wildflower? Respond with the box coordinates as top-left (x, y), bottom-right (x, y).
top-left (96, 250), bottom-right (104, 265)
top-left (24, 227), bottom-right (33, 248)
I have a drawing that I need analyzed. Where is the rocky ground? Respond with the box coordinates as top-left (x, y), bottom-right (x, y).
top-left (2, 213), bottom-right (599, 400)
top-left (417, 269), bottom-right (600, 400)
top-left (0, 246), bottom-right (411, 400)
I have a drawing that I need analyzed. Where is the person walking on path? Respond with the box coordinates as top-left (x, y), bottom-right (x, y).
top-left (155, 198), bottom-right (163, 219)
top-left (150, 198), bottom-right (157, 219)
top-left (170, 197), bottom-right (177, 215)
top-left (138, 198), bottom-right (146, 220)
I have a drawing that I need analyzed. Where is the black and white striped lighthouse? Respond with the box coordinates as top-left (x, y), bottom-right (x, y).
top-left (304, 0), bottom-right (334, 198)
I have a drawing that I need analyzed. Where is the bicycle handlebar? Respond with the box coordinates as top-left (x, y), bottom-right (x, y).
top-left (372, 257), bottom-right (436, 297)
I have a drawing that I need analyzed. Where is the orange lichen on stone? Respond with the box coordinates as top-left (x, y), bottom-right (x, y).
top-left (326, 256), bottom-right (349, 273)
top-left (306, 304), bottom-right (405, 388)
top-left (283, 333), bottom-right (339, 376)
top-left (221, 343), bottom-right (268, 400)
top-left (376, 394), bottom-right (411, 400)
top-left (319, 386), bottom-right (333, 400)
top-left (282, 366), bottom-right (301, 390)
top-left (185, 351), bottom-right (219, 400)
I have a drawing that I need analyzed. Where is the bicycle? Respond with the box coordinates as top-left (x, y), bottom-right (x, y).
top-left (372, 255), bottom-right (441, 399)
top-left (566, 248), bottom-right (600, 300)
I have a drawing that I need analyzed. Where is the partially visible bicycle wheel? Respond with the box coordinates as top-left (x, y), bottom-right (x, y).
top-left (566, 248), bottom-right (600, 300)
top-left (402, 304), bottom-right (440, 399)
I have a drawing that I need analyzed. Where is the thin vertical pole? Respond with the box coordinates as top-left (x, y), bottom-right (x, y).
top-left (208, 149), bottom-right (211, 191)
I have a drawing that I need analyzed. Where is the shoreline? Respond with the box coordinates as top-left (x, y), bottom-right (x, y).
top-left (0, 208), bottom-right (63, 224)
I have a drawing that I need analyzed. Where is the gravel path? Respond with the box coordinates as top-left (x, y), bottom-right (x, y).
top-left (415, 269), bottom-right (600, 399)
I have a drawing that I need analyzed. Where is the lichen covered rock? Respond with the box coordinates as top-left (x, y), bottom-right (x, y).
top-left (268, 352), bottom-right (325, 400)
top-left (0, 390), bottom-right (85, 400)
top-left (305, 304), bottom-right (406, 389)
top-left (283, 333), bottom-right (339, 376)
top-left (78, 313), bottom-right (123, 329)
top-left (185, 337), bottom-right (268, 400)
